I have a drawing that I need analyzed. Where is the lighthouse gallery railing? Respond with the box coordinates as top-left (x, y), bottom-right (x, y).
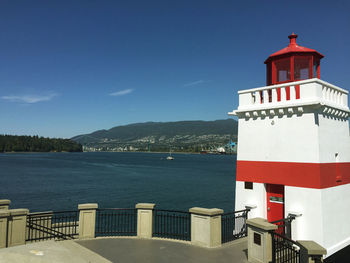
top-left (235, 78), bottom-right (349, 115)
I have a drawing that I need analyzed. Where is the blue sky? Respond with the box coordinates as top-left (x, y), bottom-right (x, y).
top-left (0, 0), bottom-right (349, 138)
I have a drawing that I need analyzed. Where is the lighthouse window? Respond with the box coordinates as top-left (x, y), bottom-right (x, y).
top-left (269, 196), bottom-right (284, 203)
top-left (245, 182), bottom-right (253, 189)
top-left (294, 56), bottom-right (310, 80)
top-left (275, 58), bottom-right (291, 83)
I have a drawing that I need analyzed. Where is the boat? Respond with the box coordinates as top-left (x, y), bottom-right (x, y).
top-left (166, 148), bottom-right (174, 160)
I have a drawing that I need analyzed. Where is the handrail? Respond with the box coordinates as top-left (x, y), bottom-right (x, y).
top-left (97, 208), bottom-right (136, 211)
top-left (153, 209), bottom-right (191, 241)
top-left (222, 208), bottom-right (249, 216)
top-left (271, 231), bottom-right (301, 247)
top-left (153, 209), bottom-right (191, 214)
top-left (27, 221), bottom-right (76, 240)
top-left (29, 210), bottom-right (78, 215)
top-left (26, 210), bottom-right (79, 242)
top-left (234, 78), bottom-right (349, 116)
top-left (271, 217), bottom-right (293, 224)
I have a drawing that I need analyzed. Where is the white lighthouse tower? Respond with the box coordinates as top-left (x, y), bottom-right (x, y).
top-left (229, 34), bottom-right (350, 257)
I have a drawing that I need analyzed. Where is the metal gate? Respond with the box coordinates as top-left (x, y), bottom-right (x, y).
top-left (26, 211), bottom-right (79, 242)
top-left (221, 209), bottom-right (249, 243)
top-left (271, 216), bottom-right (294, 239)
top-left (271, 232), bottom-right (302, 263)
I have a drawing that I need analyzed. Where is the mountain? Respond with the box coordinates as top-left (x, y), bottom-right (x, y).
top-left (71, 119), bottom-right (238, 152)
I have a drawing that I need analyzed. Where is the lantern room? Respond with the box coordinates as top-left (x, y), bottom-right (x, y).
top-left (265, 33), bottom-right (324, 86)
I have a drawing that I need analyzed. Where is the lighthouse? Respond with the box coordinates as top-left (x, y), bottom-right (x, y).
top-left (229, 34), bottom-right (350, 257)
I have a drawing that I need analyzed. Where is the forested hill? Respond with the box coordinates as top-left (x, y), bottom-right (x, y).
top-left (72, 119), bottom-right (238, 152)
top-left (0, 135), bottom-right (82, 152)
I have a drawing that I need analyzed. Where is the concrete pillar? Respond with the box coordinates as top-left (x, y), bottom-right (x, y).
top-left (189, 207), bottom-right (223, 248)
top-left (136, 203), bottom-right (155, 239)
top-left (7, 209), bottom-right (29, 247)
top-left (0, 200), bottom-right (10, 210)
top-left (78, 203), bottom-right (98, 239)
top-left (246, 217), bottom-right (277, 263)
top-left (0, 210), bottom-right (10, 248)
top-left (298, 240), bottom-right (327, 263)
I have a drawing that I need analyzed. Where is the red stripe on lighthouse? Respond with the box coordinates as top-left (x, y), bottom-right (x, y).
top-left (237, 160), bottom-right (350, 189)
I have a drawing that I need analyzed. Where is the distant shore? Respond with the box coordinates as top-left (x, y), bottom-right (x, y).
top-left (1, 151), bottom-right (236, 155)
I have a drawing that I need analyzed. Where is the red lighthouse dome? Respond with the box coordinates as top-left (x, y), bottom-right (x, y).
top-left (265, 33), bottom-right (324, 86)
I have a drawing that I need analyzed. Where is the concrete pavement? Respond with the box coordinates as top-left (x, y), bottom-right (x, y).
top-left (0, 240), bottom-right (111, 263)
top-left (77, 237), bottom-right (249, 263)
top-left (0, 237), bottom-right (248, 263)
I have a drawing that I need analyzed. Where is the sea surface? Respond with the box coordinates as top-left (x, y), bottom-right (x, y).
top-left (1, 152), bottom-right (237, 213)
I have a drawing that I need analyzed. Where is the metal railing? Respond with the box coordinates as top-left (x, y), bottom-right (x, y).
top-left (271, 232), bottom-right (302, 263)
top-left (221, 209), bottom-right (249, 243)
top-left (153, 209), bottom-right (191, 241)
top-left (271, 217), bottom-right (294, 239)
top-left (95, 208), bottom-right (137, 237)
top-left (26, 210), bottom-right (79, 242)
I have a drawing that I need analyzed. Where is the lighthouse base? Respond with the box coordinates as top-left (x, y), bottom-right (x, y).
top-left (235, 181), bottom-right (350, 257)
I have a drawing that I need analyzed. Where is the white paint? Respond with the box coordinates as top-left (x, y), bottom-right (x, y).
top-left (236, 112), bottom-right (322, 163)
top-left (233, 79), bottom-right (350, 163)
top-left (318, 113), bottom-right (350, 163)
top-left (285, 186), bottom-right (324, 245)
top-left (321, 184), bottom-right (350, 256)
top-left (235, 181), bottom-right (266, 219)
top-left (232, 78), bottom-right (350, 257)
top-left (235, 79), bottom-right (348, 110)
top-left (285, 184), bottom-right (350, 257)
top-left (237, 183), bottom-right (350, 257)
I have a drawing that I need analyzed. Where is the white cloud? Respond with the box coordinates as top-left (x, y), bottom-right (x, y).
top-left (109, 89), bottom-right (133, 97)
top-left (1, 93), bottom-right (58, 104)
top-left (183, 80), bottom-right (206, 87)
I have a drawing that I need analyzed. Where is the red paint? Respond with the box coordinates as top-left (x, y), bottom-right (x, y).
top-left (290, 56), bottom-right (294, 83)
top-left (265, 34), bottom-right (324, 86)
top-left (265, 33), bottom-right (324, 63)
top-left (286, 86), bottom-right (290, 100)
top-left (266, 184), bottom-right (284, 222)
top-left (237, 160), bottom-right (350, 189)
top-left (295, 85), bottom-right (300, 99)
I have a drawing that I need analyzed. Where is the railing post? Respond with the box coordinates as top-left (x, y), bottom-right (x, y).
top-left (298, 241), bottom-right (327, 263)
top-left (78, 203), bottom-right (98, 239)
top-left (136, 203), bottom-right (155, 239)
top-left (285, 215), bottom-right (296, 239)
top-left (0, 210), bottom-right (10, 248)
top-left (246, 217), bottom-right (277, 263)
top-left (189, 207), bottom-right (223, 248)
top-left (0, 200), bottom-right (11, 210)
top-left (270, 232), bottom-right (276, 263)
top-left (7, 209), bottom-right (29, 247)
top-left (245, 209), bottom-right (250, 235)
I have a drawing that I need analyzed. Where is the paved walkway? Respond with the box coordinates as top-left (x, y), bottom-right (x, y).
top-left (0, 237), bottom-right (248, 263)
top-left (77, 237), bottom-right (249, 263)
top-left (0, 240), bottom-right (111, 263)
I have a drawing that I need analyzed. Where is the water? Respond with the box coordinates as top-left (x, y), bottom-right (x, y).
top-left (0, 152), bottom-right (236, 212)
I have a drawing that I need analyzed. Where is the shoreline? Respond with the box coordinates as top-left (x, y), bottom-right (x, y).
top-left (1, 151), bottom-right (236, 155)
